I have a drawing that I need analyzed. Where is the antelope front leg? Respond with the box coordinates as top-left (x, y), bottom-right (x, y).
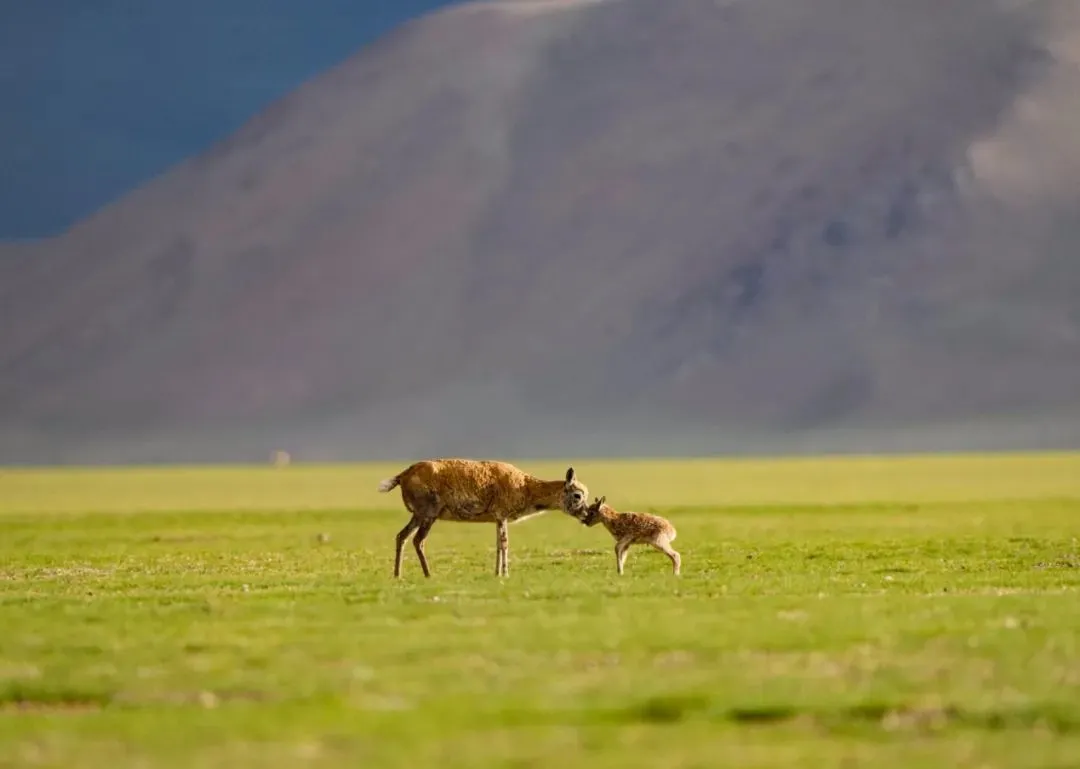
top-left (495, 520), bottom-right (509, 577)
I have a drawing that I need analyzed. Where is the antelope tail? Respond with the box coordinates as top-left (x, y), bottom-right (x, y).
top-left (377, 475), bottom-right (401, 493)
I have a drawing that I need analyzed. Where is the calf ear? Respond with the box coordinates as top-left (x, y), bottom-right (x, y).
top-left (565, 467), bottom-right (576, 484)
top-left (597, 496), bottom-right (606, 506)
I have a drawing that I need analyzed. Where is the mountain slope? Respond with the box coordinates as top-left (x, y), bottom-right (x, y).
top-left (3, 0), bottom-right (1080, 463)
top-left (0, 0), bottom-right (460, 237)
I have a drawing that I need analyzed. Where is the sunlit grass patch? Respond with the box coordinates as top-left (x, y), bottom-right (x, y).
top-left (0, 454), bottom-right (1078, 767)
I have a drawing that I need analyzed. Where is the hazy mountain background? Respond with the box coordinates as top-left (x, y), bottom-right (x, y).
top-left (2, 0), bottom-right (1080, 464)
top-left (0, 0), bottom-right (457, 238)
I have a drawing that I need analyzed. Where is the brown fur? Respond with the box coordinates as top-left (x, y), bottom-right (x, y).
top-left (573, 496), bottom-right (680, 575)
top-left (378, 459), bottom-right (589, 578)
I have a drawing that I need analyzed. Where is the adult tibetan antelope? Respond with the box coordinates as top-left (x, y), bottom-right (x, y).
top-left (378, 459), bottom-right (589, 577)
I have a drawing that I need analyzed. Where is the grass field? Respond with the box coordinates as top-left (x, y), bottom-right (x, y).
top-left (1, 454), bottom-right (1079, 768)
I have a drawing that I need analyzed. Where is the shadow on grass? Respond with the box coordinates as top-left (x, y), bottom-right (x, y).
top-left (0, 683), bottom-right (278, 714)
top-left (0, 683), bottom-right (111, 714)
top-left (617, 694), bottom-right (1079, 734)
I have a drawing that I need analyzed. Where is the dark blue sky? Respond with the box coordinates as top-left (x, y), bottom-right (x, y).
top-left (0, 0), bottom-right (457, 239)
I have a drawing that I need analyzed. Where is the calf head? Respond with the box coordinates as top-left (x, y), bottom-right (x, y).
top-left (578, 495), bottom-right (606, 527)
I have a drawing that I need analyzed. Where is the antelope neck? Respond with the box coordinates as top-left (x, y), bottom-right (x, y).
top-left (527, 477), bottom-right (565, 507)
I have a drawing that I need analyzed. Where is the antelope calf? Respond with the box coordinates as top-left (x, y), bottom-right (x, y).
top-left (572, 496), bottom-right (681, 575)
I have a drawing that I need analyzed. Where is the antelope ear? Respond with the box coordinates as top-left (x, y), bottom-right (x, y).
top-left (565, 467), bottom-right (576, 484)
top-left (597, 496), bottom-right (606, 506)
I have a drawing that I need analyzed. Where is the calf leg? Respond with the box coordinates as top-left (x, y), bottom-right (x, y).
top-left (615, 537), bottom-right (633, 575)
top-left (653, 538), bottom-right (682, 576)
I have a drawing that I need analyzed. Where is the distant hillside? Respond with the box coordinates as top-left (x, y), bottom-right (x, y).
top-left (2, 0), bottom-right (1080, 464)
top-left (0, 0), bottom-right (457, 237)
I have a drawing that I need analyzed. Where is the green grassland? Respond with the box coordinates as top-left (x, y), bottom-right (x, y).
top-left (1, 454), bottom-right (1079, 768)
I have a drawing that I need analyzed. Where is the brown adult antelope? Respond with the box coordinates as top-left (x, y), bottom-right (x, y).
top-left (378, 459), bottom-right (589, 578)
